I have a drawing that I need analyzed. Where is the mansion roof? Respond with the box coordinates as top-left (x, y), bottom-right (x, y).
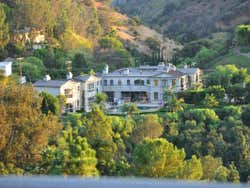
top-left (104, 64), bottom-right (199, 78)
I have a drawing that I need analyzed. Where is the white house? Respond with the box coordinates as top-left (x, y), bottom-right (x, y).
top-left (101, 63), bottom-right (202, 106)
top-left (0, 61), bottom-right (12, 77)
top-left (34, 75), bottom-right (81, 113)
top-left (34, 73), bottom-right (102, 113)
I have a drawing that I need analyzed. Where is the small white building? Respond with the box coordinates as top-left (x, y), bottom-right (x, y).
top-left (0, 61), bottom-right (12, 77)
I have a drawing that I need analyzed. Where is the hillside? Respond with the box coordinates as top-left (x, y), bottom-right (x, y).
top-left (113, 0), bottom-right (250, 41)
top-left (0, 0), bottom-right (181, 65)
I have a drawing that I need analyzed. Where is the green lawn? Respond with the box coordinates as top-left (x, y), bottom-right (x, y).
top-left (203, 52), bottom-right (250, 71)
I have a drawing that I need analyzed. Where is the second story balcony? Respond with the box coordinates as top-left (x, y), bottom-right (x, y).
top-left (102, 84), bottom-right (152, 92)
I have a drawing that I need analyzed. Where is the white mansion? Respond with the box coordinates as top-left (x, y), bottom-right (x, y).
top-left (34, 63), bottom-right (201, 112)
top-left (102, 63), bottom-right (202, 106)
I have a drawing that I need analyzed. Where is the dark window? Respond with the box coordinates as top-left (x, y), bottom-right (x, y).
top-left (118, 80), bottom-right (122, 86)
top-left (103, 80), bottom-right (107, 86)
top-left (147, 80), bottom-right (150, 85)
top-left (154, 92), bottom-right (159, 100)
top-left (127, 80), bottom-right (130, 85)
top-left (135, 80), bottom-right (145, 86)
top-left (110, 80), bottom-right (114, 86)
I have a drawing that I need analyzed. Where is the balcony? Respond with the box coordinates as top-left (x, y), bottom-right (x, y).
top-left (102, 85), bottom-right (151, 92)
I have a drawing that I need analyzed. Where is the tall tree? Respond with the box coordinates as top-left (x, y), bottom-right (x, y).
top-left (133, 138), bottom-right (186, 178)
top-left (0, 81), bottom-right (61, 170)
top-left (0, 3), bottom-right (9, 49)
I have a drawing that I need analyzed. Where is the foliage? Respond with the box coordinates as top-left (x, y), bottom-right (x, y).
top-left (0, 3), bottom-right (9, 49)
top-left (0, 81), bottom-right (61, 170)
top-left (99, 36), bottom-right (123, 49)
top-left (42, 125), bottom-right (98, 176)
top-left (236, 25), bottom-right (250, 46)
top-left (133, 138), bottom-right (186, 178)
top-left (39, 92), bottom-right (60, 116)
top-left (131, 114), bottom-right (163, 143)
top-left (122, 103), bottom-right (139, 116)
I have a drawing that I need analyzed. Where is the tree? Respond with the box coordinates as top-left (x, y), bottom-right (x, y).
top-left (201, 155), bottom-right (222, 180)
top-left (99, 36), bottom-right (123, 49)
top-left (95, 93), bottom-right (107, 110)
top-left (242, 105), bottom-right (250, 127)
top-left (0, 81), bottom-right (61, 170)
top-left (122, 103), bottom-right (139, 116)
top-left (202, 94), bottom-right (219, 108)
top-left (215, 166), bottom-right (229, 182)
top-left (131, 114), bottom-right (163, 143)
top-left (236, 25), bottom-right (250, 46)
top-left (228, 163), bottom-right (240, 183)
top-left (42, 125), bottom-right (98, 176)
top-left (72, 52), bottom-right (90, 74)
top-left (183, 155), bottom-right (203, 180)
top-left (166, 92), bottom-right (185, 112)
top-left (133, 138), bottom-right (186, 178)
top-left (194, 47), bottom-right (217, 65)
top-left (0, 3), bottom-right (9, 49)
top-left (84, 105), bottom-right (117, 175)
top-left (13, 0), bottom-right (55, 31)
top-left (40, 92), bottom-right (60, 115)
top-left (14, 57), bottom-right (45, 82)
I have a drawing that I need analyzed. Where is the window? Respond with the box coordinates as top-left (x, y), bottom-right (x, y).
top-left (118, 80), bottom-right (122, 86)
top-left (64, 89), bottom-right (73, 98)
top-left (154, 80), bottom-right (158, 86)
top-left (103, 80), bottom-right (107, 86)
top-left (154, 92), bottom-right (159, 100)
top-left (147, 80), bottom-right (150, 85)
top-left (172, 79), bottom-right (176, 86)
top-left (110, 80), bottom-right (114, 86)
top-left (127, 80), bottom-right (130, 85)
top-left (135, 80), bottom-right (145, 86)
top-left (77, 86), bottom-right (80, 91)
top-left (196, 74), bottom-right (199, 82)
top-left (88, 83), bottom-right (95, 91)
top-left (162, 79), bottom-right (167, 87)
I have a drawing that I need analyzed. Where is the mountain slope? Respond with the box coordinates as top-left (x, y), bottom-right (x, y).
top-left (113, 0), bottom-right (250, 41)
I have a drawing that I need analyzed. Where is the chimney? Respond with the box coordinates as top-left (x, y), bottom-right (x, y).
top-left (66, 72), bottom-right (73, 80)
top-left (103, 64), bottom-right (109, 74)
top-left (124, 68), bottom-right (130, 75)
top-left (44, 75), bottom-right (51, 81)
